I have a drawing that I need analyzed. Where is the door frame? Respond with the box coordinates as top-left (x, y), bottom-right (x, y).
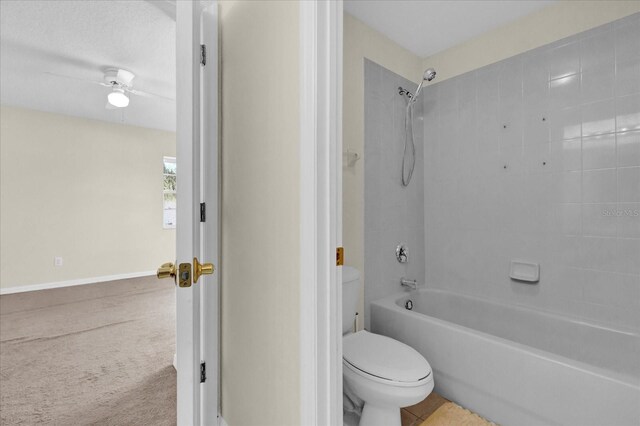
top-left (299, 1), bottom-right (343, 425)
top-left (200, 3), bottom-right (219, 425)
top-left (176, 1), bottom-right (219, 425)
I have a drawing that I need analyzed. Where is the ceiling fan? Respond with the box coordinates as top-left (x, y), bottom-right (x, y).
top-left (44, 68), bottom-right (174, 109)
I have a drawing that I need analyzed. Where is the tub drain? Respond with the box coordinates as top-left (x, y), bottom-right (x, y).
top-left (405, 300), bottom-right (413, 310)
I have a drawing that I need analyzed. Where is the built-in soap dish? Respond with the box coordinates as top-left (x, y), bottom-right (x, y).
top-left (509, 260), bottom-right (539, 283)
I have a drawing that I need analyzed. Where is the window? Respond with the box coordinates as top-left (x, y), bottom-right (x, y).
top-left (163, 156), bottom-right (176, 229)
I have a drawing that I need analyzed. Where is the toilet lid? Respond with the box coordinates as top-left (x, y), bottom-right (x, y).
top-left (343, 331), bottom-right (431, 383)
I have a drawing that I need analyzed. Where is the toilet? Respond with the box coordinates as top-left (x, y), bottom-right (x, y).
top-left (342, 267), bottom-right (433, 426)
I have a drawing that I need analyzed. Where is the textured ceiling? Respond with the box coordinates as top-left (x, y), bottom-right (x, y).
top-left (1, 0), bottom-right (176, 132)
top-left (344, 0), bottom-right (556, 58)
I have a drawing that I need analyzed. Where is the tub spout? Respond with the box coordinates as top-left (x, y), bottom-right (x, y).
top-left (401, 278), bottom-right (418, 290)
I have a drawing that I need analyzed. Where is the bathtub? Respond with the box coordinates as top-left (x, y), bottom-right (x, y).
top-left (370, 289), bottom-right (640, 426)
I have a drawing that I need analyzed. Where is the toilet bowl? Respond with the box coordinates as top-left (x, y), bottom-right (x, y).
top-left (342, 267), bottom-right (433, 426)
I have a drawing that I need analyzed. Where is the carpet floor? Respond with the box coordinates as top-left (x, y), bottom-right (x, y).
top-left (0, 276), bottom-right (177, 425)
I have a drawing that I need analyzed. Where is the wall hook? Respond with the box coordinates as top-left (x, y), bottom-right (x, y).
top-left (345, 148), bottom-right (360, 167)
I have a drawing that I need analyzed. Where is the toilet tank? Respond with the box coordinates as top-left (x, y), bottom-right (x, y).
top-left (342, 266), bottom-right (360, 334)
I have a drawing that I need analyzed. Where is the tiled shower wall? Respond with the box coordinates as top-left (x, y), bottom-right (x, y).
top-left (364, 59), bottom-right (424, 330)
top-left (422, 14), bottom-right (640, 330)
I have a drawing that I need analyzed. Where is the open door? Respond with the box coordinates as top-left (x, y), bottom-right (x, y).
top-left (156, 1), bottom-right (219, 425)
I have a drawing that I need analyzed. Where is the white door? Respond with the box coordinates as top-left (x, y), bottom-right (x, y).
top-left (157, 1), bottom-right (219, 425)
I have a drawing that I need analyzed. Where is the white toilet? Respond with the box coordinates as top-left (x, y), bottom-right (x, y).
top-left (342, 267), bottom-right (433, 426)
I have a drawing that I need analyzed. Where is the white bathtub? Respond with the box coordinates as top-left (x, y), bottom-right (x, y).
top-left (370, 289), bottom-right (640, 426)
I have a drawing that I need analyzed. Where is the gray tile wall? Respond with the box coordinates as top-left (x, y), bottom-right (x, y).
top-left (364, 59), bottom-right (425, 330)
top-left (422, 13), bottom-right (640, 330)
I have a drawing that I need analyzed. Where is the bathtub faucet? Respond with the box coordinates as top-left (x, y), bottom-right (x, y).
top-left (400, 278), bottom-right (418, 290)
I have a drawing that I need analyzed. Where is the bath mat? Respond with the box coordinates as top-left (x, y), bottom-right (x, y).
top-left (419, 402), bottom-right (495, 426)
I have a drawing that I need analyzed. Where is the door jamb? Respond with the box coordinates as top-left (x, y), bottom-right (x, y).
top-left (299, 1), bottom-right (343, 425)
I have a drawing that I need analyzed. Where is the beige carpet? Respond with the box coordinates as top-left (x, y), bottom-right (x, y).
top-left (0, 276), bottom-right (177, 425)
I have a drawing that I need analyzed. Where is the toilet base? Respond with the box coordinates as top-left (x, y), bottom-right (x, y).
top-left (360, 403), bottom-right (400, 426)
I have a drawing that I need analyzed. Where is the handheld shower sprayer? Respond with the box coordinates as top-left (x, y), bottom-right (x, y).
top-left (402, 68), bottom-right (436, 186)
top-left (423, 68), bottom-right (437, 82)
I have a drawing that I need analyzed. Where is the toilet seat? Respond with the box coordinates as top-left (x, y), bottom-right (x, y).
top-left (343, 331), bottom-right (431, 386)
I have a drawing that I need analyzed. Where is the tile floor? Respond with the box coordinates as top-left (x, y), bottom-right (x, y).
top-left (401, 392), bottom-right (450, 426)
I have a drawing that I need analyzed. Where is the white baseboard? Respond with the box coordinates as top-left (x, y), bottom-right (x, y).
top-left (0, 270), bottom-right (156, 295)
top-left (219, 415), bottom-right (228, 426)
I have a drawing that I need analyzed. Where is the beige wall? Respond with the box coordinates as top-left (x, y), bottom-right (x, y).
top-left (219, 1), bottom-right (300, 425)
top-left (343, 13), bottom-right (422, 330)
top-left (0, 106), bottom-right (175, 289)
top-left (424, 1), bottom-right (640, 82)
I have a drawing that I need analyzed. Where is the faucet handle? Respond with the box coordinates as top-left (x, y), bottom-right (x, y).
top-left (396, 245), bottom-right (408, 263)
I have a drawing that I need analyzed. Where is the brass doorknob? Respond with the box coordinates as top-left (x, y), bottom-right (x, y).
top-left (157, 262), bottom-right (176, 280)
top-left (193, 257), bottom-right (215, 283)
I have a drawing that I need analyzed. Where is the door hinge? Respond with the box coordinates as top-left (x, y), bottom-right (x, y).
top-left (200, 362), bottom-right (206, 383)
top-left (200, 202), bottom-right (206, 222)
top-left (336, 247), bottom-right (344, 266)
top-left (200, 44), bottom-right (207, 66)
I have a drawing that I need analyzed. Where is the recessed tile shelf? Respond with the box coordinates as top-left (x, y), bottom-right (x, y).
top-left (510, 260), bottom-right (540, 283)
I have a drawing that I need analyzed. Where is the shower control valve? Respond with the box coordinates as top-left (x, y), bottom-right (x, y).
top-left (396, 244), bottom-right (408, 263)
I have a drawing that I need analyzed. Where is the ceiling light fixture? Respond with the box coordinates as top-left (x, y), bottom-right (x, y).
top-left (107, 88), bottom-right (130, 108)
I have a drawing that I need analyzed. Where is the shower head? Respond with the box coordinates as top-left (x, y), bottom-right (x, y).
top-left (403, 67), bottom-right (437, 109)
top-left (423, 68), bottom-right (437, 82)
